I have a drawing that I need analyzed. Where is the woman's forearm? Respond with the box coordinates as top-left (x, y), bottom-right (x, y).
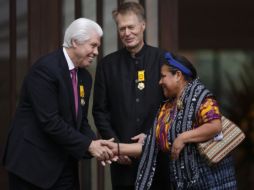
top-left (180, 119), bottom-right (222, 143)
top-left (119, 143), bottom-right (143, 158)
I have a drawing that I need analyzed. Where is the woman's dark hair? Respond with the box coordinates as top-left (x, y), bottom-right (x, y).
top-left (162, 52), bottom-right (197, 81)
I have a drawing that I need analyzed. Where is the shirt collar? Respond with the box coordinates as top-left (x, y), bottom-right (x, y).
top-left (125, 43), bottom-right (147, 58)
top-left (63, 47), bottom-right (75, 71)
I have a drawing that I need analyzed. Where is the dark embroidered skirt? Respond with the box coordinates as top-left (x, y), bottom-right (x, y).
top-left (171, 154), bottom-right (237, 190)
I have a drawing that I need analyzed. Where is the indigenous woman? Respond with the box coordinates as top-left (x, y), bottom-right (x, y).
top-left (104, 52), bottom-right (237, 190)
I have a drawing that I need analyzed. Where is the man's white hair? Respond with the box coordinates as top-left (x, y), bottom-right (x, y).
top-left (63, 18), bottom-right (103, 48)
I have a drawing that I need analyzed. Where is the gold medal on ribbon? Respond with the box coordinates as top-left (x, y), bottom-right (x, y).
top-left (137, 70), bottom-right (145, 90)
top-left (137, 82), bottom-right (145, 90)
top-left (80, 85), bottom-right (85, 106)
top-left (138, 70), bottom-right (145, 82)
top-left (81, 99), bottom-right (85, 106)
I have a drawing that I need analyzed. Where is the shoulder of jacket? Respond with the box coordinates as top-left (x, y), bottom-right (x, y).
top-left (146, 45), bottom-right (165, 54)
top-left (98, 49), bottom-right (125, 66)
top-left (79, 68), bottom-right (92, 80)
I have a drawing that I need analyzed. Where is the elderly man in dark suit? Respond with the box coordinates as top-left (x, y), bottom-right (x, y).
top-left (2, 18), bottom-right (113, 190)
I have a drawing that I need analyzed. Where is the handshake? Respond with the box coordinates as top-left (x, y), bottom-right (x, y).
top-left (88, 133), bottom-right (146, 166)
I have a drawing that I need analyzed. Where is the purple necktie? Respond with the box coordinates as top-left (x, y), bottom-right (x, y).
top-left (70, 69), bottom-right (78, 117)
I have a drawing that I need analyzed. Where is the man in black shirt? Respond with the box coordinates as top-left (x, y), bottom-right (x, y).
top-left (93, 2), bottom-right (170, 190)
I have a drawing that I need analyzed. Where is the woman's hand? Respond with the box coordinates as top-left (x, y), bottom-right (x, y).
top-left (99, 139), bottom-right (119, 166)
top-left (171, 133), bottom-right (186, 160)
top-left (102, 141), bottom-right (132, 165)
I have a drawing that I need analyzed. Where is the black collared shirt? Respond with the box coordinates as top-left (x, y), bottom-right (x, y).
top-left (93, 44), bottom-right (165, 142)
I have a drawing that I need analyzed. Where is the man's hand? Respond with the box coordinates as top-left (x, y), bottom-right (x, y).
top-left (131, 133), bottom-right (146, 144)
top-left (88, 140), bottom-right (114, 161)
top-left (117, 155), bottom-right (132, 165)
top-left (101, 140), bottom-right (132, 165)
top-left (101, 140), bottom-right (118, 154)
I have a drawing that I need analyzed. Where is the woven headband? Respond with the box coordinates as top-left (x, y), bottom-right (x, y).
top-left (164, 52), bottom-right (192, 77)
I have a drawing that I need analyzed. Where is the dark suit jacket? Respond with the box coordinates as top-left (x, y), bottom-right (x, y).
top-left (2, 48), bottom-right (96, 189)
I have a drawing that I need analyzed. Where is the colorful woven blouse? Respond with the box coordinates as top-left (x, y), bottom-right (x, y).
top-left (156, 98), bottom-right (221, 152)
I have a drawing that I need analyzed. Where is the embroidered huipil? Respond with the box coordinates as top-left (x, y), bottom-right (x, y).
top-left (156, 98), bottom-right (221, 152)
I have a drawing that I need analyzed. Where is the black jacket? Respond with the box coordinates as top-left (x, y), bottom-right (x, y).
top-left (2, 48), bottom-right (96, 189)
top-left (93, 44), bottom-right (165, 186)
